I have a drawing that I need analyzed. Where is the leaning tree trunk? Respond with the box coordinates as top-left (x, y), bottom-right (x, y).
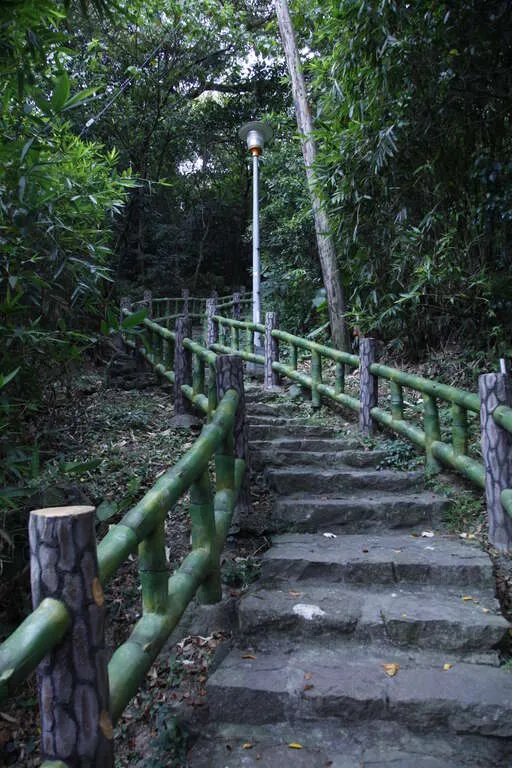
top-left (276, 0), bottom-right (349, 353)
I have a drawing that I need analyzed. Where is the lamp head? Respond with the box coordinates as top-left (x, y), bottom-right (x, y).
top-left (239, 121), bottom-right (273, 156)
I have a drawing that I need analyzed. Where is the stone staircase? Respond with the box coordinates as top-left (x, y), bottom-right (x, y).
top-left (188, 393), bottom-right (512, 766)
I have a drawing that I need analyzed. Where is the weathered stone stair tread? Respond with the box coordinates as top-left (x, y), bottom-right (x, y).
top-left (239, 583), bottom-right (508, 651)
top-left (188, 719), bottom-right (512, 767)
top-left (253, 448), bottom-right (388, 468)
top-left (249, 424), bottom-right (339, 439)
top-left (206, 645), bottom-right (512, 735)
top-left (271, 491), bottom-right (447, 532)
top-left (265, 465), bottom-right (425, 493)
top-left (262, 533), bottom-right (495, 587)
top-left (249, 436), bottom-right (362, 452)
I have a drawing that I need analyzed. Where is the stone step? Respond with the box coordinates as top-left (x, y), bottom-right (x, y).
top-left (246, 403), bottom-right (297, 416)
top-left (270, 491), bottom-right (448, 533)
top-left (246, 415), bottom-right (333, 427)
top-left (249, 436), bottom-right (362, 453)
top-left (261, 533), bottom-right (496, 588)
top-left (252, 448), bottom-right (388, 471)
top-left (265, 466), bottom-right (424, 494)
top-left (248, 424), bottom-right (338, 441)
top-left (187, 719), bottom-right (512, 767)
top-left (238, 583), bottom-right (508, 652)
top-left (206, 644), bottom-right (512, 736)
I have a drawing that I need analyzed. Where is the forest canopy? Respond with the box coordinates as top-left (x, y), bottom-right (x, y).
top-left (1, 0), bottom-right (511, 515)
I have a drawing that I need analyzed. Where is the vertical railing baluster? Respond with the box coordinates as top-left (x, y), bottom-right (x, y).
top-left (390, 380), bottom-right (404, 420)
top-left (208, 362), bottom-right (218, 420)
top-left (423, 393), bottom-right (441, 474)
top-left (190, 470), bottom-right (220, 604)
top-left (139, 522), bottom-right (168, 615)
top-left (311, 349), bottom-right (322, 409)
top-left (452, 403), bottom-right (468, 456)
top-left (193, 352), bottom-right (205, 397)
top-left (335, 361), bottom-right (344, 395)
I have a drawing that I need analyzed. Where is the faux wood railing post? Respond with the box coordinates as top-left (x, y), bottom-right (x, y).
top-left (264, 312), bottom-right (280, 391)
top-left (190, 470), bottom-right (220, 604)
top-left (193, 352), bottom-right (205, 397)
top-left (143, 289), bottom-right (152, 319)
top-left (359, 338), bottom-right (378, 435)
top-left (174, 316), bottom-right (193, 416)
top-left (390, 380), bottom-right (404, 420)
top-left (423, 394), bottom-right (442, 475)
top-left (479, 371), bottom-right (512, 550)
top-left (139, 522), bottom-right (168, 614)
top-left (216, 355), bottom-right (251, 520)
top-left (311, 350), bottom-right (322, 409)
top-left (206, 297), bottom-right (218, 348)
top-left (182, 288), bottom-right (190, 317)
top-left (232, 291), bottom-right (241, 321)
top-left (29, 506), bottom-right (113, 766)
top-left (119, 296), bottom-right (131, 329)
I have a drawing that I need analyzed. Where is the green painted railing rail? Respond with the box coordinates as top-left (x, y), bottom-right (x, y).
top-left (0, 297), bottom-right (250, 765)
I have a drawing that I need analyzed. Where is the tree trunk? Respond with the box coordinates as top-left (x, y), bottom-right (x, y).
top-left (275, 0), bottom-right (348, 352)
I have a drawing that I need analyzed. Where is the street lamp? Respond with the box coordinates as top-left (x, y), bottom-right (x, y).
top-left (239, 120), bottom-right (273, 348)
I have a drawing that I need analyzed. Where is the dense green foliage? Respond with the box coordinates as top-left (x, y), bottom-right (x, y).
top-left (304, 0), bottom-right (512, 354)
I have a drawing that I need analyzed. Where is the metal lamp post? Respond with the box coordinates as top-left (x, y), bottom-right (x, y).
top-left (239, 121), bottom-right (273, 348)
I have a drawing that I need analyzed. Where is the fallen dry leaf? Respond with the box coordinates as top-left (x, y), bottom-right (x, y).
top-left (443, 663), bottom-right (453, 671)
top-left (421, 531), bottom-right (435, 538)
top-left (241, 654), bottom-right (257, 660)
top-left (323, 532), bottom-right (337, 539)
top-left (462, 596), bottom-right (473, 601)
top-left (482, 607), bottom-right (490, 613)
top-left (304, 672), bottom-right (312, 680)
top-left (289, 590), bottom-right (302, 597)
top-left (288, 743), bottom-right (303, 749)
top-left (0, 712), bottom-right (17, 724)
top-left (381, 663), bottom-right (400, 677)
top-left (242, 742), bottom-right (253, 749)
top-left (304, 684), bottom-right (314, 691)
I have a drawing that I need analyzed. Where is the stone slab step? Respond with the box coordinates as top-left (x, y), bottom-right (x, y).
top-left (238, 584), bottom-right (508, 652)
top-left (265, 466), bottom-right (424, 494)
top-left (271, 492), bottom-right (448, 533)
top-left (249, 437), bottom-right (362, 452)
top-left (246, 403), bottom-right (298, 417)
top-left (249, 424), bottom-right (338, 440)
top-left (187, 719), bottom-right (512, 767)
top-left (261, 533), bottom-right (496, 588)
top-left (253, 448), bottom-right (388, 470)
top-left (206, 645), bottom-right (512, 736)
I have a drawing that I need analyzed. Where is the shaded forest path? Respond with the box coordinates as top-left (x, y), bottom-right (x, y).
top-left (188, 388), bottom-right (512, 767)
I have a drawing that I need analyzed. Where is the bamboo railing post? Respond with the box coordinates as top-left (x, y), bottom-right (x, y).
top-left (29, 506), bottom-right (113, 766)
top-left (452, 403), bottom-right (468, 456)
top-left (479, 370), bottom-right (512, 550)
top-left (208, 362), bottom-right (218, 420)
top-left (139, 522), bottom-right (168, 614)
top-left (335, 361), bottom-right (344, 396)
top-left (143, 289), bottom-right (152, 319)
top-left (190, 470), bottom-right (220, 604)
top-left (206, 297), bottom-right (218, 348)
top-left (359, 338), bottom-right (378, 435)
top-left (423, 393), bottom-right (442, 475)
top-left (264, 312), bottom-right (280, 391)
top-left (174, 316), bottom-right (193, 416)
top-left (311, 350), bottom-right (322, 408)
top-left (182, 288), bottom-right (190, 317)
top-left (232, 291), bottom-right (241, 321)
top-left (390, 380), bottom-right (404, 420)
top-left (216, 355), bottom-right (251, 520)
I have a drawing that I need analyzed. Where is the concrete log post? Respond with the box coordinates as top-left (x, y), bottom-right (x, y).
top-left (206, 297), bottom-right (218, 348)
top-left (479, 371), bottom-right (512, 550)
top-left (264, 312), bottom-right (280, 391)
top-left (215, 356), bottom-right (251, 523)
top-left (143, 290), bottom-right (152, 319)
top-left (181, 288), bottom-right (189, 317)
top-left (29, 506), bottom-right (113, 767)
top-left (232, 292), bottom-right (241, 321)
top-left (174, 316), bottom-right (193, 415)
top-left (359, 338), bottom-right (378, 436)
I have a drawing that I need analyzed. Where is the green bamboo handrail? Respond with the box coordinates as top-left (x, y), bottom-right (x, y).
top-left (0, 389), bottom-right (241, 712)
